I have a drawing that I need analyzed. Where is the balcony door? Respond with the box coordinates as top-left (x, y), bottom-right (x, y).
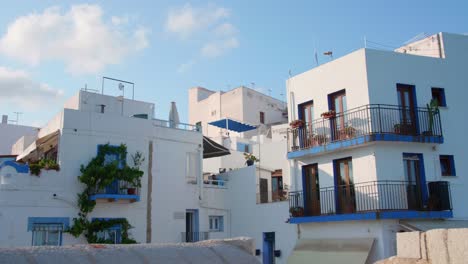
top-left (185, 209), bottom-right (199, 242)
top-left (303, 164), bottom-right (320, 216)
top-left (397, 84), bottom-right (417, 135)
top-left (300, 101), bottom-right (314, 147)
top-left (329, 90), bottom-right (347, 140)
top-left (403, 154), bottom-right (424, 210)
top-left (334, 158), bottom-right (355, 214)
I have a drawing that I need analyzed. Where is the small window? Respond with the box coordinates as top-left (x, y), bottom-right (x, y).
top-left (211, 110), bottom-right (217, 116)
top-left (209, 216), bottom-right (224, 232)
top-left (260, 112), bottom-right (265, 124)
top-left (431, 88), bottom-right (447, 107)
top-left (236, 142), bottom-right (251, 153)
top-left (32, 224), bottom-right (62, 246)
top-left (440, 155), bottom-right (456, 176)
top-left (96, 229), bottom-right (119, 244)
top-left (195, 121), bottom-right (202, 131)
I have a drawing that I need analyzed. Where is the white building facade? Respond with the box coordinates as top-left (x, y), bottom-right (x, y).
top-left (286, 32), bottom-right (468, 263)
top-left (0, 90), bottom-right (232, 247)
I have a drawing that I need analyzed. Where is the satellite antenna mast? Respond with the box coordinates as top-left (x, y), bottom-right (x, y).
top-left (12, 112), bottom-right (22, 125)
top-left (324, 51), bottom-right (333, 60)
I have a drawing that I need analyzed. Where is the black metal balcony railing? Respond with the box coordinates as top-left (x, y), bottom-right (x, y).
top-left (287, 104), bottom-right (443, 152)
top-left (91, 180), bottom-right (140, 196)
top-left (181, 232), bottom-right (210, 243)
top-left (288, 181), bottom-right (452, 218)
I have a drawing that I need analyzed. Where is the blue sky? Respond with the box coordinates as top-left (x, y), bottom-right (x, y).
top-left (0, 1), bottom-right (466, 126)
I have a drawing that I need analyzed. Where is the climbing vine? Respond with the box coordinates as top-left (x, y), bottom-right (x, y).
top-left (68, 143), bottom-right (144, 244)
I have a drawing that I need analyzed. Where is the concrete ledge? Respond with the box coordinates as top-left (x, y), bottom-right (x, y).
top-left (0, 237), bottom-right (259, 264)
top-left (397, 232), bottom-right (421, 259)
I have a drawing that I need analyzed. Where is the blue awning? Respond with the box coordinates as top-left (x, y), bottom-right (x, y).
top-left (208, 118), bottom-right (257, 132)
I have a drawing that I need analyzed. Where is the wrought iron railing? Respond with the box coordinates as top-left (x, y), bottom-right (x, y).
top-left (287, 104), bottom-right (443, 152)
top-left (288, 181), bottom-right (451, 217)
top-left (256, 190), bottom-right (289, 204)
top-left (181, 232), bottom-right (210, 243)
top-left (92, 180), bottom-right (140, 196)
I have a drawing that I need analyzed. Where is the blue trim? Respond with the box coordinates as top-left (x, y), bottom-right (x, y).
top-left (187, 209), bottom-right (199, 233)
top-left (0, 160), bottom-right (29, 173)
top-left (301, 166), bottom-right (307, 213)
top-left (263, 232), bottom-right (275, 264)
top-left (89, 194), bottom-right (140, 201)
top-left (287, 134), bottom-right (444, 159)
top-left (28, 217), bottom-right (69, 231)
top-left (289, 210), bottom-right (453, 224)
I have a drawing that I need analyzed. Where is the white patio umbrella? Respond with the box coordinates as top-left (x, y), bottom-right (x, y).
top-left (168, 102), bottom-right (180, 128)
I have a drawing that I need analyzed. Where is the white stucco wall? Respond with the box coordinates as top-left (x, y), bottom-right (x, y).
top-left (0, 123), bottom-right (38, 155)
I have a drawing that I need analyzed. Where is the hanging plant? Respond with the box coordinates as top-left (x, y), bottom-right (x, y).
top-left (68, 143), bottom-right (143, 244)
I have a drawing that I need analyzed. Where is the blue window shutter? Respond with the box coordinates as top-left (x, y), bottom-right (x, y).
top-left (28, 217), bottom-right (69, 231)
top-left (220, 216), bottom-right (224, 232)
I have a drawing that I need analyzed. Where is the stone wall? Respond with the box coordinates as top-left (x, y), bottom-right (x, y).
top-left (377, 228), bottom-right (468, 264)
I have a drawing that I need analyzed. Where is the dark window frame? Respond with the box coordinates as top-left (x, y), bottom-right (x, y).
top-left (440, 155), bottom-right (456, 176)
top-left (431, 88), bottom-right (447, 107)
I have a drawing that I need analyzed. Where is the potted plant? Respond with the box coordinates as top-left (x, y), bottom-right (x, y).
top-left (321, 110), bottom-right (336, 119)
top-left (313, 134), bottom-right (327, 145)
top-left (289, 120), bottom-right (305, 129)
top-left (127, 187), bottom-right (137, 195)
top-left (394, 123), bottom-right (414, 135)
top-left (289, 206), bottom-right (304, 217)
top-left (244, 153), bottom-right (259, 166)
top-left (339, 126), bottom-right (356, 139)
top-left (423, 98), bottom-right (439, 136)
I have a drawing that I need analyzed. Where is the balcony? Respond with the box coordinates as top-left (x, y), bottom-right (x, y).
top-left (288, 181), bottom-right (452, 223)
top-left (287, 104), bottom-right (443, 158)
top-left (181, 232), bottom-right (210, 243)
top-left (89, 180), bottom-right (140, 203)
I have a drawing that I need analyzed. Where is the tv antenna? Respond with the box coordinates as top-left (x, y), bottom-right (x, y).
top-left (10, 112), bottom-right (23, 125)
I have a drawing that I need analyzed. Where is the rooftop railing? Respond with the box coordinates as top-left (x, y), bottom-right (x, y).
top-left (288, 181), bottom-right (451, 218)
top-left (89, 180), bottom-right (140, 202)
top-left (287, 104), bottom-right (443, 152)
top-left (152, 119), bottom-right (201, 132)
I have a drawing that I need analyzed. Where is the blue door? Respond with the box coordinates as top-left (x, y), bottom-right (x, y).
top-left (263, 232), bottom-right (275, 264)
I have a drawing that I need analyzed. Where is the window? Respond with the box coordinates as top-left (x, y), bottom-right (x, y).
top-left (28, 217), bottom-right (69, 246)
top-left (98, 145), bottom-right (126, 169)
top-left (236, 142), bottom-right (251, 153)
top-left (211, 110), bottom-right (217, 116)
top-left (260, 112), bottom-right (265, 124)
top-left (440, 155), bottom-right (456, 176)
top-left (209, 216), bottom-right (224, 232)
top-left (93, 219), bottom-right (122, 244)
top-left (96, 229), bottom-right (119, 244)
top-left (32, 224), bottom-right (62, 246)
top-left (195, 121), bottom-right (202, 132)
top-left (432, 88), bottom-right (447, 107)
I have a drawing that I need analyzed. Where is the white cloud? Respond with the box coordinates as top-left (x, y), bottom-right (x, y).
top-left (177, 60), bottom-right (196, 73)
top-left (0, 5), bottom-right (149, 75)
top-left (165, 4), bottom-right (229, 38)
top-left (0, 66), bottom-right (63, 109)
top-left (166, 4), bottom-right (239, 61)
top-left (201, 37), bottom-right (239, 58)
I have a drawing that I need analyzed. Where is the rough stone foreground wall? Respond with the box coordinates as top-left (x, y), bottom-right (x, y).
top-left (0, 237), bottom-right (259, 264)
top-left (377, 228), bottom-right (468, 264)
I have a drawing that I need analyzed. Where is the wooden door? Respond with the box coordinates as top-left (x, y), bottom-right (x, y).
top-left (335, 158), bottom-right (355, 214)
top-left (397, 84), bottom-right (417, 135)
top-left (304, 164), bottom-right (321, 216)
top-left (403, 154), bottom-right (423, 210)
top-left (300, 102), bottom-right (315, 147)
top-left (330, 91), bottom-right (347, 139)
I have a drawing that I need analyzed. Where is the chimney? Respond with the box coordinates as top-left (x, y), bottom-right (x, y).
top-left (1, 115), bottom-right (7, 124)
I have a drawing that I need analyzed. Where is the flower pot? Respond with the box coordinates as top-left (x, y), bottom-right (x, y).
top-left (127, 188), bottom-right (136, 195)
top-left (246, 160), bottom-right (254, 166)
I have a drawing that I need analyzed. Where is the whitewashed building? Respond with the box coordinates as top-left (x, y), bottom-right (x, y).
top-left (0, 90), bottom-right (233, 247)
top-left (0, 115), bottom-right (38, 155)
top-left (286, 32), bottom-right (468, 263)
top-left (189, 86), bottom-right (296, 263)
